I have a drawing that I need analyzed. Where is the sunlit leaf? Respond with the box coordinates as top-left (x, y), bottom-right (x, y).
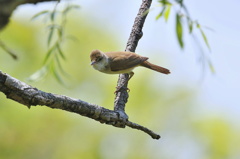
top-left (158, 0), bottom-right (171, 5)
top-left (47, 28), bottom-right (54, 47)
top-left (66, 35), bottom-right (79, 42)
top-left (196, 23), bottom-right (200, 28)
top-left (176, 13), bottom-right (184, 48)
top-left (200, 28), bottom-right (211, 51)
top-left (56, 43), bottom-right (66, 60)
top-left (208, 60), bottom-right (215, 74)
top-left (47, 24), bottom-right (63, 39)
top-left (51, 62), bottom-right (65, 84)
top-left (55, 55), bottom-right (69, 77)
top-left (31, 10), bottom-right (50, 21)
top-left (57, 27), bottom-right (63, 39)
top-left (27, 66), bottom-right (48, 82)
top-left (197, 23), bottom-right (211, 51)
top-left (43, 43), bottom-right (57, 65)
top-left (164, 5), bottom-right (171, 22)
top-left (156, 7), bottom-right (165, 20)
top-left (50, 11), bottom-right (56, 22)
top-left (188, 19), bottom-right (193, 33)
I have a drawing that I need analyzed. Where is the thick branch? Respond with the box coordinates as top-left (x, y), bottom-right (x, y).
top-left (0, 0), bottom-right (58, 30)
top-left (0, 70), bottom-right (160, 139)
top-left (114, 0), bottom-right (152, 114)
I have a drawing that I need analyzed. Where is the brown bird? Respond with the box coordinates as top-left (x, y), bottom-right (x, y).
top-left (90, 50), bottom-right (170, 81)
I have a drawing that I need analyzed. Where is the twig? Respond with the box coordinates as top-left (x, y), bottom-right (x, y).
top-left (126, 121), bottom-right (160, 139)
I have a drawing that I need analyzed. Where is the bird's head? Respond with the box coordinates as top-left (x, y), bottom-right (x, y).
top-left (90, 50), bottom-right (105, 65)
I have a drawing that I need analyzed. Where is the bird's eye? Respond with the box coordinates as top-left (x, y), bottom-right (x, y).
top-left (96, 57), bottom-right (102, 62)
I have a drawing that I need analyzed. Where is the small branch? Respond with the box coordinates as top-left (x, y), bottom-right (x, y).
top-left (126, 121), bottom-right (160, 139)
top-left (113, 0), bottom-right (159, 138)
top-left (0, 70), bottom-right (160, 139)
top-left (114, 0), bottom-right (152, 117)
top-left (125, 0), bottom-right (152, 52)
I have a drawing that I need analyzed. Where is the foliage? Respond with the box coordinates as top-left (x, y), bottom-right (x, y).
top-left (28, 3), bottom-right (80, 84)
top-left (156, 0), bottom-right (214, 73)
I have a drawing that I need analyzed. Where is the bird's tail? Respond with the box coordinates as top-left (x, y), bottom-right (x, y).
top-left (140, 61), bottom-right (170, 74)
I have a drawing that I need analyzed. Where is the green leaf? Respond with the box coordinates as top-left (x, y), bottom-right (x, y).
top-left (196, 22), bottom-right (200, 28)
top-left (188, 19), bottom-right (193, 33)
top-left (57, 27), bottom-right (63, 39)
top-left (47, 27), bottom-right (54, 47)
top-left (208, 60), bottom-right (215, 74)
top-left (43, 43), bottom-right (57, 65)
top-left (55, 55), bottom-right (69, 77)
top-left (31, 10), bottom-right (50, 21)
top-left (47, 24), bottom-right (63, 39)
top-left (197, 23), bottom-right (211, 51)
top-left (50, 11), bottom-right (56, 22)
top-left (164, 5), bottom-right (171, 22)
top-left (156, 7), bottom-right (165, 20)
top-left (176, 13), bottom-right (184, 48)
top-left (158, 0), bottom-right (171, 5)
top-left (56, 43), bottom-right (66, 60)
top-left (200, 28), bottom-right (211, 51)
top-left (51, 62), bottom-right (65, 84)
top-left (27, 66), bottom-right (48, 82)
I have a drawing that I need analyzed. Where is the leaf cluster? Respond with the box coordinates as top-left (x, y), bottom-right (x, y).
top-left (157, 0), bottom-right (214, 73)
top-left (28, 3), bottom-right (80, 83)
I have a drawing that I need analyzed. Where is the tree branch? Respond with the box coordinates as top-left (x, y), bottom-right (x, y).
top-left (114, 0), bottom-right (152, 118)
top-left (0, 0), bottom-right (58, 30)
top-left (0, 70), bottom-right (160, 139)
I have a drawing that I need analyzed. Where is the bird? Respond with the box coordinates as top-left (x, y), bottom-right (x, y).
top-left (90, 50), bottom-right (170, 81)
top-left (90, 49), bottom-right (170, 92)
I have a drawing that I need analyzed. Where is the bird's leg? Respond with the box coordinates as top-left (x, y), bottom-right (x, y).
top-left (128, 72), bottom-right (134, 81)
top-left (115, 72), bottom-right (134, 93)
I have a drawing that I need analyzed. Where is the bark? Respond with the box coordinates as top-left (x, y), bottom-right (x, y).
top-left (0, 0), bottom-right (59, 30)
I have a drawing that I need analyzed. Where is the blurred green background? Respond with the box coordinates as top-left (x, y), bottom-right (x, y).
top-left (1, 1), bottom-right (240, 159)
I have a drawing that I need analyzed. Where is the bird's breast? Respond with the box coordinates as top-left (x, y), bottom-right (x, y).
top-left (93, 62), bottom-right (109, 72)
top-left (93, 62), bottom-right (136, 74)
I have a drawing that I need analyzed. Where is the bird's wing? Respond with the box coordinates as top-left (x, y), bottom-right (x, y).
top-left (105, 52), bottom-right (148, 72)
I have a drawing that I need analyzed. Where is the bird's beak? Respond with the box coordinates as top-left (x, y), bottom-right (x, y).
top-left (90, 61), bottom-right (96, 65)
